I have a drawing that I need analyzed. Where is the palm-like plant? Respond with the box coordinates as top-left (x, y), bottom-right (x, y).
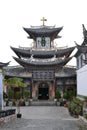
top-left (4, 77), bottom-right (27, 118)
top-left (4, 77), bottom-right (27, 88)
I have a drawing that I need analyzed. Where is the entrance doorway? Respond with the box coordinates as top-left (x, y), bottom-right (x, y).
top-left (38, 83), bottom-right (49, 100)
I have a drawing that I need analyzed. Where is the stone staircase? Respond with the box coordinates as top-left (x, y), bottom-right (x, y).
top-left (30, 100), bottom-right (56, 106)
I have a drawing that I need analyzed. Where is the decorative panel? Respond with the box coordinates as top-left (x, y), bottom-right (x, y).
top-left (33, 70), bottom-right (54, 80)
top-left (37, 37), bottom-right (50, 49)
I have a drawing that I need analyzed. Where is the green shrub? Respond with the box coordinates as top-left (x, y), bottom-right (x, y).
top-left (24, 91), bottom-right (30, 99)
top-left (3, 92), bottom-right (8, 99)
top-left (8, 88), bottom-right (14, 99)
top-left (15, 92), bottom-right (21, 99)
top-left (84, 114), bottom-right (87, 119)
top-left (68, 97), bottom-right (83, 117)
top-left (84, 96), bottom-right (87, 102)
top-left (55, 89), bottom-right (61, 100)
top-left (63, 90), bottom-right (75, 100)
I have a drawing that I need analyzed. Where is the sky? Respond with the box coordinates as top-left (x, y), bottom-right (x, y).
top-left (0, 0), bottom-right (87, 66)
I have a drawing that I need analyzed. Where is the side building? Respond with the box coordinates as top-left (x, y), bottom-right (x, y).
top-left (0, 61), bottom-right (9, 109)
top-left (4, 19), bottom-right (76, 100)
top-left (75, 24), bottom-right (87, 97)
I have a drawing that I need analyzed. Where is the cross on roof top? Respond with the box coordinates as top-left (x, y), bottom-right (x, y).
top-left (41, 17), bottom-right (47, 26)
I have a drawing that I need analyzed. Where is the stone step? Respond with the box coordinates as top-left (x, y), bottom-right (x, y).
top-left (30, 100), bottom-right (56, 106)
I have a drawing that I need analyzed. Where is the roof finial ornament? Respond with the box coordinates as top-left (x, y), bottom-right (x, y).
top-left (82, 24), bottom-right (87, 41)
top-left (82, 24), bottom-right (86, 33)
top-left (41, 17), bottom-right (47, 26)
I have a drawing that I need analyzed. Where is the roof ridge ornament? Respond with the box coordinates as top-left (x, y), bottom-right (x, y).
top-left (82, 24), bottom-right (87, 39)
top-left (41, 17), bottom-right (47, 26)
top-left (82, 24), bottom-right (86, 32)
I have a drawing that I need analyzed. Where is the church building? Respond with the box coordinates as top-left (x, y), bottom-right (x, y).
top-left (4, 18), bottom-right (76, 100)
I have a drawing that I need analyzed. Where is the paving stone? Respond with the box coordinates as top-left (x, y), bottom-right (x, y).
top-left (0, 106), bottom-right (82, 130)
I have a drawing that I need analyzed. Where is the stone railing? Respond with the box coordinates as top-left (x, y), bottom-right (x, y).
top-left (0, 109), bottom-right (16, 124)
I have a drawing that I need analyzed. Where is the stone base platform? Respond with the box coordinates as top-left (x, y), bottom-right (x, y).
top-left (30, 100), bottom-right (56, 106)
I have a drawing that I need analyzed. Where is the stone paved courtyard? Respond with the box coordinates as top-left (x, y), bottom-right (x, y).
top-left (0, 106), bottom-right (82, 130)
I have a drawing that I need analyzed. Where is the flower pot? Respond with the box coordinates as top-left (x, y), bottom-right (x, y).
top-left (64, 104), bottom-right (67, 107)
top-left (17, 113), bottom-right (22, 118)
top-left (56, 101), bottom-right (60, 106)
top-left (25, 101), bottom-right (29, 106)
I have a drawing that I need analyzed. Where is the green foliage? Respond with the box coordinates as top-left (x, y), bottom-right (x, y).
top-left (15, 92), bottom-right (22, 99)
top-left (6, 77), bottom-right (27, 88)
top-left (84, 114), bottom-right (87, 119)
top-left (84, 96), bottom-right (87, 102)
top-left (63, 90), bottom-right (75, 100)
top-left (24, 91), bottom-right (30, 99)
top-left (8, 88), bottom-right (14, 99)
top-left (3, 92), bottom-right (8, 99)
top-left (68, 97), bottom-right (83, 116)
top-left (79, 124), bottom-right (87, 130)
top-left (55, 89), bottom-right (61, 99)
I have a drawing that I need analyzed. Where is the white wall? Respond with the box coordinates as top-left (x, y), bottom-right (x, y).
top-left (77, 64), bottom-right (87, 96)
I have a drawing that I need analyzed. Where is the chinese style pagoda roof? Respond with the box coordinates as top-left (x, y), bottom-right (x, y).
top-left (23, 26), bottom-right (63, 39)
top-left (13, 56), bottom-right (73, 67)
top-left (75, 42), bottom-right (87, 57)
top-left (76, 43), bottom-right (87, 52)
top-left (82, 24), bottom-right (87, 45)
top-left (11, 46), bottom-right (75, 58)
top-left (0, 61), bottom-right (10, 68)
top-left (4, 65), bottom-right (76, 78)
top-left (55, 66), bottom-right (76, 78)
top-left (10, 46), bottom-right (31, 58)
top-left (4, 66), bottom-right (32, 78)
top-left (75, 25), bottom-right (87, 57)
top-left (55, 47), bottom-right (75, 58)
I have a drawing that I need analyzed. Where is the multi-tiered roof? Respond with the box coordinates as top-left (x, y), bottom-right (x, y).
top-left (5, 18), bottom-right (76, 78)
top-left (10, 22), bottom-right (75, 70)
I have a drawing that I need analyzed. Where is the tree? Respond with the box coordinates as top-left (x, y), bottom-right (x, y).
top-left (4, 77), bottom-right (27, 88)
top-left (4, 77), bottom-right (27, 118)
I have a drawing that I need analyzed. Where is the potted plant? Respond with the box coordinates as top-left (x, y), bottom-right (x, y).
top-left (68, 97), bottom-right (83, 118)
top-left (63, 90), bottom-right (76, 106)
top-left (24, 90), bottom-right (30, 106)
top-left (4, 77), bottom-right (27, 118)
top-left (15, 91), bottom-right (22, 118)
top-left (55, 89), bottom-right (61, 106)
top-left (8, 88), bottom-right (14, 106)
top-left (3, 92), bottom-right (8, 106)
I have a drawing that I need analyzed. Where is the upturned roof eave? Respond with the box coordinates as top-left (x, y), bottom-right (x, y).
top-left (23, 26), bottom-right (63, 38)
top-left (75, 42), bottom-right (87, 57)
top-left (11, 46), bottom-right (75, 58)
top-left (13, 56), bottom-right (73, 67)
top-left (0, 61), bottom-right (10, 68)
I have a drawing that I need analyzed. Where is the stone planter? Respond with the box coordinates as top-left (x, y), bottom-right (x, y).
top-left (25, 101), bottom-right (29, 106)
top-left (56, 101), bottom-right (60, 106)
top-left (3, 101), bottom-right (6, 107)
top-left (8, 101), bottom-right (13, 106)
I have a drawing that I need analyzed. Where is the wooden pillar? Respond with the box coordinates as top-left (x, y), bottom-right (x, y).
top-left (32, 81), bottom-right (38, 100)
top-left (51, 81), bottom-right (55, 98)
top-left (30, 80), bottom-right (32, 98)
top-left (49, 80), bottom-right (55, 100)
